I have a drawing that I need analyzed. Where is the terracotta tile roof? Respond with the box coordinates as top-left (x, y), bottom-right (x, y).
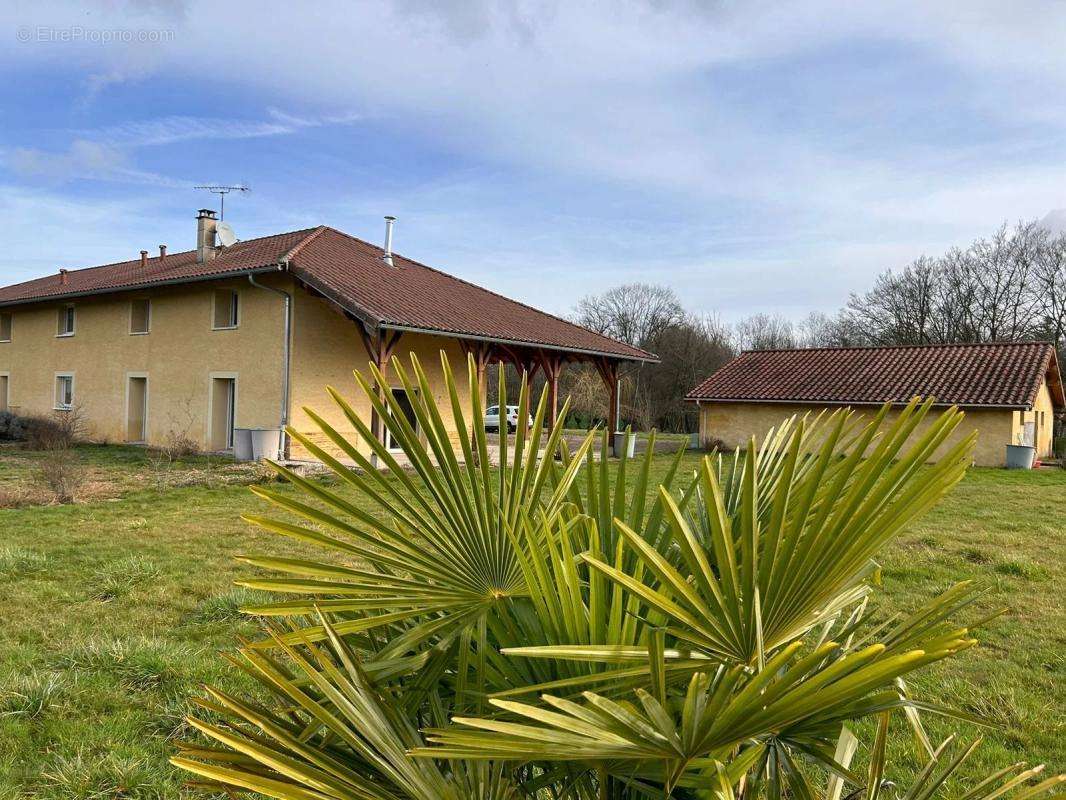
top-left (686, 342), bottom-right (1065, 410)
top-left (0, 228), bottom-right (319, 305)
top-left (289, 228), bottom-right (654, 360)
top-left (0, 225), bottom-right (653, 362)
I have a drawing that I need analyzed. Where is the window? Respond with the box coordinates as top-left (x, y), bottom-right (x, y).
top-left (57, 305), bottom-right (75, 337)
top-left (54, 373), bottom-right (74, 409)
top-left (0, 312), bottom-right (11, 342)
top-left (130, 299), bottom-right (151, 334)
top-left (212, 289), bottom-right (239, 329)
top-left (0, 374), bottom-right (8, 413)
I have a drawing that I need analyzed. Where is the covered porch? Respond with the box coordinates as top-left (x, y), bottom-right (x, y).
top-left (357, 323), bottom-right (654, 457)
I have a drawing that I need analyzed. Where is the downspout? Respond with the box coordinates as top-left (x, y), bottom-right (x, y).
top-left (248, 268), bottom-right (292, 460)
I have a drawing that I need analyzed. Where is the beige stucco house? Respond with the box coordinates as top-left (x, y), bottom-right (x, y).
top-left (0, 211), bottom-right (653, 460)
top-left (686, 342), bottom-right (1064, 467)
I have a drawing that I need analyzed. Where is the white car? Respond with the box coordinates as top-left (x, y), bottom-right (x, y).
top-left (484, 404), bottom-right (532, 433)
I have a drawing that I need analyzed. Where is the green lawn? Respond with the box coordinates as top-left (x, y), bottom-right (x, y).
top-left (0, 445), bottom-right (1063, 798)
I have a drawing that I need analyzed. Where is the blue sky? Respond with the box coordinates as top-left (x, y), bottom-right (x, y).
top-left (2, 1), bottom-right (1066, 321)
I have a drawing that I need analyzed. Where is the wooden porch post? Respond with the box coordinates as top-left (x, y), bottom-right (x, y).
top-left (535, 350), bottom-right (564, 429)
top-left (460, 340), bottom-right (493, 402)
top-left (359, 325), bottom-right (402, 462)
top-left (594, 357), bottom-right (620, 451)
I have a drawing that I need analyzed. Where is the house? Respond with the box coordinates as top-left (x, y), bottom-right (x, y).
top-left (685, 342), bottom-right (1064, 466)
top-left (0, 211), bottom-right (654, 459)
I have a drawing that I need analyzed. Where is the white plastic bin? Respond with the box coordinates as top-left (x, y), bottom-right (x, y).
top-left (612, 431), bottom-right (637, 458)
top-left (1005, 444), bottom-right (1035, 470)
top-left (233, 428), bottom-right (254, 461)
top-left (250, 428), bottom-right (282, 461)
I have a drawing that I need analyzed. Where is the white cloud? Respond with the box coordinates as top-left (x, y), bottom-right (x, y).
top-left (84, 109), bottom-right (364, 147)
top-left (3, 139), bottom-right (186, 186)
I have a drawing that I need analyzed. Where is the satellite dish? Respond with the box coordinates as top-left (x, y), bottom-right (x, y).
top-left (216, 221), bottom-right (238, 248)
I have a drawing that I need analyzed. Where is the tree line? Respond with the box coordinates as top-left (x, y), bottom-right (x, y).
top-left (558, 217), bottom-right (1066, 433)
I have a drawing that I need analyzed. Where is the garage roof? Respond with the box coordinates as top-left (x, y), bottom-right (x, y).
top-left (686, 341), bottom-right (1064, 410)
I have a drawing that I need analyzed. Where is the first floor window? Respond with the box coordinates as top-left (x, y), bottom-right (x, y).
top-left (130, 298), bottom-right (150, 334)
top-left (0, 312), bottom-right (11, 342)
top-left (212, 289), bottom-right (239, 329)
top-left (57, 305), bottom-right (75, 336)
top-left (55, 374), bottom-right (73, 409)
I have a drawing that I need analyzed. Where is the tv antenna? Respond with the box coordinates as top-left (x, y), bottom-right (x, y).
top-left (194, 184), bottom-right (248, 219)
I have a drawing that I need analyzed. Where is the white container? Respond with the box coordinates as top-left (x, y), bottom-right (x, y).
top-left (1005, 444), bottom-right (1035, 470)
top-left (250, 428), bottom-right (282, 461)
top-left (233, 428), bottom-right (254, 461)
top-left (612, 431), bottom-right (636, 458)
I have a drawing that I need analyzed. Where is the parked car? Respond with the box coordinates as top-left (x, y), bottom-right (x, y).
top-left (484, 404), bottom-right (532, 433)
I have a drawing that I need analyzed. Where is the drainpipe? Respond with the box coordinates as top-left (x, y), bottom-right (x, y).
top-left (248, 268), bottom-right (292, 460)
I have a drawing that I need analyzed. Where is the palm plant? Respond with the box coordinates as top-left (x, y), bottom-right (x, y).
top-left (174, 353), bottom-right (1063, 800)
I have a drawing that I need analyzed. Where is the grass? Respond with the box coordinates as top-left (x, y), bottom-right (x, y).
top-left (0, 444), bottom-right (1063, 797)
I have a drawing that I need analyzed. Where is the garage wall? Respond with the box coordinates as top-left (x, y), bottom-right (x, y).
top-left (1009, 381), bottom-right (1056, 458)
top-left (697, 401), bottom-right (1015, 467)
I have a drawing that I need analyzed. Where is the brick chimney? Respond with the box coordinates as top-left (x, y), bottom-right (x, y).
top-left (196, 209), bottom-right (218, 263)
top-left (59, 268), bottom-right (69, 285)
top-left (159, 244), bottom-right (167, 263)
top-left (140, 250), bottom-right (148, 268)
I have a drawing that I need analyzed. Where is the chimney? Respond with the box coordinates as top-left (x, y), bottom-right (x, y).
top-left (159, 244), bottom-right (167, 263)
top-left (382, 215), bottom-right (396, 268)
top-left (196, 209), bottom-right (218, 263)
top-left (59, 268), bottom-right (69, 285)
top-left (140, 250), bottom-right (148, 269)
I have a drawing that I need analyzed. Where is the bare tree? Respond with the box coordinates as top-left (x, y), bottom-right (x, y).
top-left (959, 222), bottom-right (1041, 341)
top-left (797, 310), bottom-right (865, 347)
top-left (638, 314), bottom-right (734, 432)
top-left (575, 283), bottom-right (685, 347)
top-left (1034, 233), bottom-right (1066, 349)
top-left (733, 313), bottom-right (796, 351)
top-left (570, 285), bottom-right (734, 433)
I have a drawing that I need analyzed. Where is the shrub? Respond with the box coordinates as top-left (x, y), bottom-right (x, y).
top-left (0, 410), bottom-right (26, 441)
top-left (160, 430), bottom-right (200, 459)
top-left (22, 415), bottom-right (70, 450)
top-left (35, 449), bottom-right (86, 503)
top-left (703, 435), bottom-right (728, 452)
top-left (173, 356), bottom-right (1063, 800)
top-left (22, 403), bottom-right (88, 450)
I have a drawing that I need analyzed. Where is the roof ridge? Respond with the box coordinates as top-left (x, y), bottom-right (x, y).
top-left (741, 340), bottom-right (1055, 356)
top-left (304, 226), bottom-right (656, 359)
top-left (280, 225), bottom-right (329, 262)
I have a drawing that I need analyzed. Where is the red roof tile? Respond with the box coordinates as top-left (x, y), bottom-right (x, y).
top-left (686, 342), bottom-right (1064, 409)
top-left (0, 225), bottom-right (653, 362)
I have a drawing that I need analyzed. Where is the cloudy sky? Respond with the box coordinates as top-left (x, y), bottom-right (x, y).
top-left (2, 1), bottom-right (1065, 321)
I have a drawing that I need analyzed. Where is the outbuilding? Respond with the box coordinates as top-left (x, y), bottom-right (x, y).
top-left (686, 341), bottom-right (1064, 466)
